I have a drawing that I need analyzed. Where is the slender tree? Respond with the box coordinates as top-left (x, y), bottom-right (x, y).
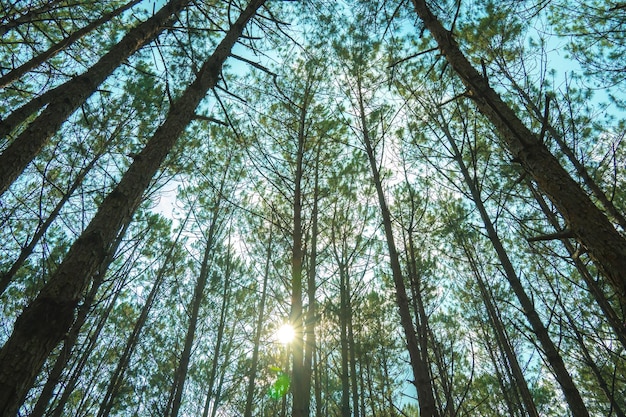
top-left (0, 2), bottom-right (266, 413)
top-left (96, 212), bottom-right (189, 417)
top-left (200, 246), bottom-right (234, 417)
top-left (459, 234), bottom-right (539, 417)
top-left (0, 118), bottom-right (129, 296)
top-left (409, 0), bottom-right (626, 303)
top-left (0, 0), bottom-right (191, 196)
top-left (527, 181), bottom-right (626, 349)
top-left (243, 218), bottom-right (273, 417)
top-left (356, 76), bottom-right (440, 417)
top-left (427, 101), bottom-right (590, 417)
top-left (0, 0), bottom-right (142, 89)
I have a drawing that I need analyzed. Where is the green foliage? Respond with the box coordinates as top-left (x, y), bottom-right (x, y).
top-left (2, 1), bottom-right (626, 417)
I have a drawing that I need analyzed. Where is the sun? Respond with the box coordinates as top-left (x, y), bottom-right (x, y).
top-left (276, 323), bottom-right (295, 344)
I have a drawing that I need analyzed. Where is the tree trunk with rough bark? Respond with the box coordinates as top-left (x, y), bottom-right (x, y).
top-left (0, 0), bottom-right (143, 88)
top-left (0, 2), bottom-right (265, 413)
top-left (410, 0), bottom-right (626, 304)
top-left (0, 0), bottom-right (191, 195)
top-left (24, 221), bottom-right (130, 417)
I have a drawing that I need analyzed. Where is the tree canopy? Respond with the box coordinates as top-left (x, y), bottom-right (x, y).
top-left (1, 0), bottom-right (625, 416)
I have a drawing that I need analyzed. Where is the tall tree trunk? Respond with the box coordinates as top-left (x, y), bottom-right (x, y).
top-left (461, 238), bottom-right (539, 417)
top-left (551, 284), bottom-right (626, 417)
top-left (0, 2), bottom-right (265, 413)
top-left (357, 76), bottom-right (439, 417)
top-left (0, 0), bottom-right (142, 88)
top-left (0, 0), bottom-right (192, 196)
top-left (409, 0), bottom-right (626, 303)
top-left (339, 263), bottom-right (351, 417)
top-left (0, 120), bottom-right (125, 296)
top-left (209, 326), bottom-right (236, 417)
top-left (482, 325), bottom-right (521, 417)
top-left (97, 213), bottom-right (189, 417)
top-left (290, 71), bottom-right (314, 417)
top-left (405, 230), bottom-right (438, 415)
top-left (363, 353), bottom-right (377, 417)
top-left (243, 220), bottom-right (273, 417)
top-left (346, 277), bottom-right (359, 417)
top-left (528, 182), bottom-right (626, 350)
top-left (500, 67), bottom-right (626, 231)
top-left (29, 270), bottom-right (105, 417)
top-left (436, 110), bottom-right (590, 417)
top-left (28, 220), bottom-right (130, 417)
top-left (169, 165), bottom-right (231, 417)
top-left (304, 147), bottom-right (320, 417)
top-left (49, 278), bottom-right (124, 417)
top-left (313, 335), bottom-right (323, 417)
top-left (427, 329), bottom-right (456, 417)
top-left (201, 247), bottom-right (233, 417)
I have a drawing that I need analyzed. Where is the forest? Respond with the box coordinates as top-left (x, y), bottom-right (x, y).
top-left (0, 0), bottom-right (625, 416)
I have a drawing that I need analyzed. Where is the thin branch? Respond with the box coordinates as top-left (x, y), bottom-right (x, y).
top-left (526, 229), bottom-right (574, 243)
top-left (230, 53), bottom-right (276, 76)
top-left (388, 47), bottom-right (438, 68)
top-left (193, 114), bottom-right (227, 125)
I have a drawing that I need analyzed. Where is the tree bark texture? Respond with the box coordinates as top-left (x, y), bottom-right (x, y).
top-left (410, 0), bottom-right (626, 304)
top-left (0, 2), bottom-right (265, 414)
top-left (0, 0), bottom-right (191, 196)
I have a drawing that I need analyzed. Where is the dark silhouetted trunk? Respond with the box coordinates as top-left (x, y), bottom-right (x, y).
top-left (528, 182), bottom-right (626, 350)
top-left (170, 159), bottom-right (232, 417)
top-left (410, 0), bottom-right (626, 304)
top-left (0, 2), bottom-right (265, 413)
top-left (49, 277), bottom-right (124, 417)
top-left (0, 0), bottom-right (191, 196)
top-left (436, 110), bottom-right (590, 417)
top-left (0, 0), bottom-right (142, 88)
top-left (201, 250), bottom-right (233, 417)
top-left (304, 145), bottom-right (320, 416)
top-left (243, 221), bottom-right (273, 417)
top-left (339, 262), bottom-right (351, 417)
top-left (501, 68), bottom-right (626, 231)
top-left (461, 238), bottom-right (539, 417)
top-left (291, 71), bottom-right (314, 417)
top-left (358, 75), bottom-right (439, 417)
top-left (29, 221), bottom-right (130, 417)
top-left (97, 214), bottom-right (188, 417)
top-left (0, 121), bottom-right (124, 296)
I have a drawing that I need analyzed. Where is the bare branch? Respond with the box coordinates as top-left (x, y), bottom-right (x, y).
top-left (527, 229), bottom-right (574, 243)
